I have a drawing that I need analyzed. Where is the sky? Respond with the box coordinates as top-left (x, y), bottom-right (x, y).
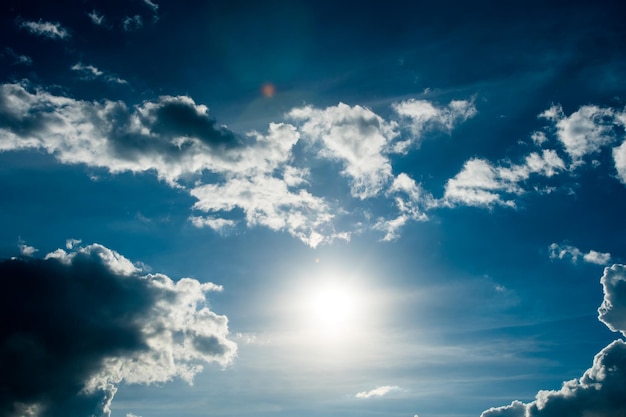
top-left (2, 1), bottom-right (626, 416)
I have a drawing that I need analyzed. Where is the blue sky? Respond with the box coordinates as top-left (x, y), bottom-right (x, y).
top-left (2, 1), bottom-right (626, 416)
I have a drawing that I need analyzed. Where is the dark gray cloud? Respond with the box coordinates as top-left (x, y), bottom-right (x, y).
top-left (480, 264), bottom-right (626, 417)
top-left (0, 243), bottom-right (236, 417)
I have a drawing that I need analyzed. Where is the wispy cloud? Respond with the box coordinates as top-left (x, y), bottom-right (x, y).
top-left (355, 385), bottom-right (400, 399)
top-left (3, 48), bottom-right (32, 65)
top-left (88, 10), bottom-right (105, 26)
top-left (19, 19), bottom-right (70, 39)
top-left (549, 243), bottom-right (611, 265)
top-left (123, 15), bottom-right (143, 31)
top-left (71, 63), bottom-right (128, 84)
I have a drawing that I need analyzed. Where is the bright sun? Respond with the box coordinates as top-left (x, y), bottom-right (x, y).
top-left (307, 284), bottom-right (357, 332)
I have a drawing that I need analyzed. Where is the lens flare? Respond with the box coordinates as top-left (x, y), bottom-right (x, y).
top-left (261, 82), bottom-right (276, 98)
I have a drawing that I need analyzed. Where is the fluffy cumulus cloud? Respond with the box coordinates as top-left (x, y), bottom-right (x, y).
top-left (480, 264), bottom-right (626, 417)
top-left (0, 82), bottom-right (480, 246)
top-left (289, 103), bottom-right (398, 199)
top-left (442, 150), bottom-right (565, 208)
top-left (0, 243), bottom-right (236, 417)
top-left (549, 243), bottom-right (611, 265)
top-left (392, 98), bottom-right (476, 153)
top-left (443, 101), bottom-right (626, 210)
top-left (613, 141), bottom-right (626, 184)
top-left (540, 104), bottom-right (621, 166)
top-left (355, 385), bottom-right (400, 399)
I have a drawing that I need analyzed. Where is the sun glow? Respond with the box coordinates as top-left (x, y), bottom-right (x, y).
top-left (307, 284), bottom-right (358, 332)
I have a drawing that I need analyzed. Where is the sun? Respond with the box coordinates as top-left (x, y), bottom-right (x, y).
top-left (307, 283), bottom-right (357, 332)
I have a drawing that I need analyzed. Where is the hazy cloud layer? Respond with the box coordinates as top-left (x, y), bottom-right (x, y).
top-left (0, 243), bottom-right (236, 417)
top-left (480, 264), bottom-right (626, 417)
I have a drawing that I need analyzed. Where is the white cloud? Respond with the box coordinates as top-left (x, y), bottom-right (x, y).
top-left (65, 238), bottom-right (82, 249)
top-left (123, 15), bottom-right (143, 31)
top-left (17, 239), bottom-right (37, 256)
top-left (0, 242), bottom-right (236, 417)
top-left (481, 264), bottom-right (626, 417)
top-left (0, 82), bottom-right (477, 246)
top-left (613, 140), bottom-right (626, 184)
top-left (71, 63), bottom-right (128, 84)
top-left (19, 19), bottom-right (69, 39)
top-left (584, 250), bottom-right (612, 266)
top-left (442, 147), bottom-right (565, 208)
top-left (392, 98), bottom-right (477, 152)
top-left (355, 385), bottom-right (400, 399)
top-left (143, 0), bottom-right (159, 12)
top-left (549, 243), bottom-right (611, 265)
top-left (374, 173), bottom-right (434, 241)
top-left (88, 10), bottom-right (105, 26)
top-left (442, 158), bottom-right (523, 208)
top-left (289, 103), bottom-right (397, 199)
top-left (3, 48), bottom-right (32, 65)
top-left (598, 264), bottom-right (626, 337)
top-left (540, 104), bottom-right (619, 165)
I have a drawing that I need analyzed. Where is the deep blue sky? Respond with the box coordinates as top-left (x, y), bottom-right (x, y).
top-left (2, 1), bottom-right (626, 417)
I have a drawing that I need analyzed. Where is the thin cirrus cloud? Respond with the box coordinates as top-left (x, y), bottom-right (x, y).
top-left (18, 19), bottom-right (70, 40)
top-left (71, 63), bottom-right (128, 85)
top-left (0, 243), bottom-right (236, 417)
top-left (481, 264), bottom-right (626, 417)
top-left (355, 385), bottom-right (401, 399)
top-left (0, 82), bottom-right (472, 247)
top-left (549, 243), bottom-right (612, 265)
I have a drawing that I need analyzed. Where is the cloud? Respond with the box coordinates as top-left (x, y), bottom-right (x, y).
top-left (0, 243), bottom-right (236, 417)
top-left (3, 48), bottom-right (32, 66)
top-left (0, 82), bottom-right (478, 246)
top-left (442, 150), bottom-right (565, 208)
top-left (17, 239), bottom-right (37, 256)
top-left (143, 0), bottom-right (159, 13)
top-left (549, 243), bottom-right (611, 265)
top-left (540, 104), bottom-right (622, 166)
top-left (598, 264), bottom-right (626, 337)
top-left (480, 264), bottom-right (626, 417)
top-left (374, 173), bottom-right (434, 241)
top-left (19, 19), bottom-right (70, 40)
top-left (289, 103), bottom-right (398, 199)
top-left (88, 10), bottom-right (105, 26)
top-left (71, 63), bottom-right (127, 85)
top-left (355, 385), bottom-right (400, 399)
top-left (123, 15), bottom-right (143, 31)
top-left (613, 141), bottom-right (626, 184)
top-left (392, 98), bottom-right (477, 153)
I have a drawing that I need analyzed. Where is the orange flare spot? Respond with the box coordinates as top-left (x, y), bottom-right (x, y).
top-left (261, 82), bottom-right (276, 98)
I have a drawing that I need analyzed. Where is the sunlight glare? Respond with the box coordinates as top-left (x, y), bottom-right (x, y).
top-left (308, 284), bottom-right (356, 332)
